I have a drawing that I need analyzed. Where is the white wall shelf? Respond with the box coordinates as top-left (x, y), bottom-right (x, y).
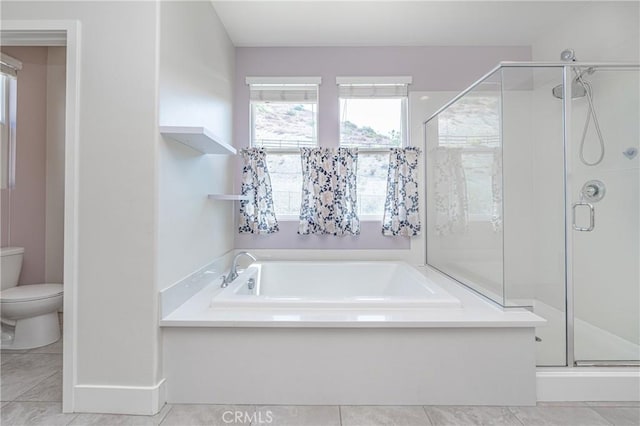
top-left (160, 126), bottom-right (236, 155)
top-left (207, 194), bottom-right (250, 201)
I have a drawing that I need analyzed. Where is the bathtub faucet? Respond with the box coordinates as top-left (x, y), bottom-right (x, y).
top-left (221, 252), bottom-right (257, 288)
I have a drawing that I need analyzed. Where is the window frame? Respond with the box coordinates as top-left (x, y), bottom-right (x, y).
top-left (248, 78), bottom-right (321, 220)
top-left (245, 76), bottom-right (413, 223)
top-left (337, 84), bottom-right (410, 221)
top-left (1, 73), bottom-right (17, 190)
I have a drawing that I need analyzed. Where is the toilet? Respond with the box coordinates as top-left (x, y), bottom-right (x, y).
top-left (0, 247), bottom-right (63, 349)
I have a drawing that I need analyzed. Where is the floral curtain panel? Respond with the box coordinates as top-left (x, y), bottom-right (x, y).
top-left (298, 147), bottom-right (360, 236)
top-left (382, 147), bottom-right (421, 236)
top-left (238, 148), bottom-right (279, 234)
top-left (433, 147), bottom-right (469, 236)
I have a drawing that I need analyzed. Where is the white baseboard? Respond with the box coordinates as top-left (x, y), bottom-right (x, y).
top-left (74, 379), bottom-right (166, 415)
top-left (537, 369), bottom-right (640, 402)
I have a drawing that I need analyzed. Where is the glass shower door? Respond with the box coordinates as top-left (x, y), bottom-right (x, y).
top-left (570, 66), bottom-right (640, 364)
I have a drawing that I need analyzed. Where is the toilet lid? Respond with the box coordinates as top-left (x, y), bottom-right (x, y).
top-left (0, 284), bottom-right (63, 302)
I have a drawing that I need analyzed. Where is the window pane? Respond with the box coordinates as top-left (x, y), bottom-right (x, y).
top-left (357, 153), bottom-right (389, 217)
top-left (266, 153), bottom-right (302, 217)
top-left (252, 102), bottom-right (317, 149)
top-left (340, 98), bottom-right (403, 148)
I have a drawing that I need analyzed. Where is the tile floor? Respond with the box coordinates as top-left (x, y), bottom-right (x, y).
top-left (1, 322), bottom-right (638, 425)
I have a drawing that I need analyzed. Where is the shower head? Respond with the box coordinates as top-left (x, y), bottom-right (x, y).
top-left (552, 64), bottom-right (596, 99)
top-left (561, 48), bottom-right (576, 61)
top-left (552, 81), bottom-right (588, 99)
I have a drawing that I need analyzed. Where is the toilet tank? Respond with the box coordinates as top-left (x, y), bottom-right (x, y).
top-left (1, 247), bottom-right (24, 290)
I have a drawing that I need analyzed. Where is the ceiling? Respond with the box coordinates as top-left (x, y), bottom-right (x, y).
top-left (211, 1), bottom-right (593, 47)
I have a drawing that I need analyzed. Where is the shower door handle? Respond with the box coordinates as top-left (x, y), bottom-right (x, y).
top-left (572, 202), bottom-right (595, 231)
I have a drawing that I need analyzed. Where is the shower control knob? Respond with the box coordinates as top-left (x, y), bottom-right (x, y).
top-left (584, 185), bottom-right (598, 198)
top-left (581, 180), bottom-right (606, 202)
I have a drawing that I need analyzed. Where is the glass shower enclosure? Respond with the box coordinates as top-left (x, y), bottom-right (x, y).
top-left (424, 62), bottom-right (639, 367)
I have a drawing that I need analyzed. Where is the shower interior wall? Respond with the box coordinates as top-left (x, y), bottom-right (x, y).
top-left (500, 66), bottom-right (638, 365)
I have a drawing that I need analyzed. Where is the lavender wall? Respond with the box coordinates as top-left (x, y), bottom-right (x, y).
top-left (234, 46), bottom-right (531, 250)
top-left (0, 47), bottom-right (48, 284)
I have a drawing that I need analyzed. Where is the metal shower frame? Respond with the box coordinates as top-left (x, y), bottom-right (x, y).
top-left (423, 61), bottom-right (640, 368)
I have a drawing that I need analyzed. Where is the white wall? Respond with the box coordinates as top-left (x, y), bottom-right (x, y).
top-left (157, 1), bottom-right (235, 292)
top-left (532, 2), bottom-right (639, 62)
top-left (45, 46), bottom-right (66, 283)
top-left (502, 90), bottom-right (536, 304)
top-left (5, 0), bottom-right (240, 412)
top-left (3, 0), bottom-right (162, 408)
top-left (4, 0), bottom-right (237, 412)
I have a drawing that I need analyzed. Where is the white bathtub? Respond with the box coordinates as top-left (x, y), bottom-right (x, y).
top-left (210, 261), bottom-right (461, 309)
top-left (163, 260), bottom-right (545, 405)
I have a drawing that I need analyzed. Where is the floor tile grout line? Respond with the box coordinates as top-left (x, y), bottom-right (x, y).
top-left (157, 404), bottom-right (173, 425)
top-left (586, 406), bottom-right (617, 426)
top-left (64, 413), bottom-right (80, 426)
top-left (11, 369), bottom-right (61, 402)
top-left (507, 406), bottom-right (526, 426)
top-left (0, 400), bottom-right (78, 425)
top-left (158, 404), bottom-right (173, 426)
top-left (421, 405), bottom-right (434, 426)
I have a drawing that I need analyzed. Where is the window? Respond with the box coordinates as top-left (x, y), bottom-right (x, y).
top-left (339, 97), bottom-right (406, 148)
top-left (338, 77), bottom-right (410, 218)
top-left (437, 94), bottom-right (500, 221)
top-left (248, 78), bottom-right (320, 217)
top-left (0, 74), bottom-right (6, 124)
top-left (265, 154), bottom-right (302, 216)
top-left (1, 71), bottom-right (17, 190)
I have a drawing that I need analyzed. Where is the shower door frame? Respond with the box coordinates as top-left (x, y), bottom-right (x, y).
top-left (423, 61), bottom-right (640, 368)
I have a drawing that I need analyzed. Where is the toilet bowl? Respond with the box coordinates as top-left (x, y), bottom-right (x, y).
top-left (0, 247), bottom-right (63, 349)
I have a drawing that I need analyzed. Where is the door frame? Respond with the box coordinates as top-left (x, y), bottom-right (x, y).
top-left (1, 20), bottom-right (81, 413)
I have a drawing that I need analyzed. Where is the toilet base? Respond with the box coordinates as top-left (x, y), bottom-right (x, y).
top-left (0, 311), bottom-right (61, 350)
